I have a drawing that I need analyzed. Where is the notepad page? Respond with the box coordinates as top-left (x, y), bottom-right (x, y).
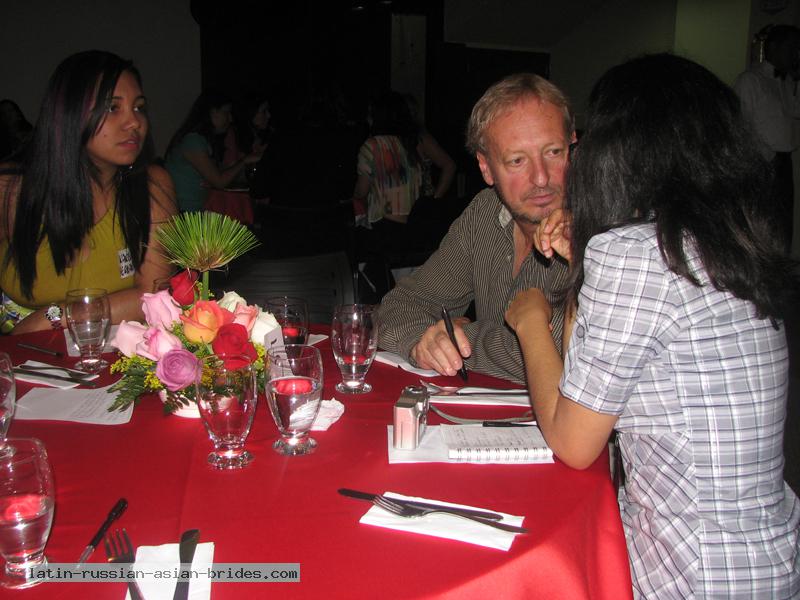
top-left (440, 425), bottom-right (553, 463)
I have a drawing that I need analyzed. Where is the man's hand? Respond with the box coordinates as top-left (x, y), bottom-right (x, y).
top-left (533, 208), bottom-right (572, 263)
top-left (410, 317), bottom-right (471, 376)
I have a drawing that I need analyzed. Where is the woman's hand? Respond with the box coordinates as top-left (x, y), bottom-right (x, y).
top-left (505, 288), bottom-right (552, 335)
top-left (533, 208), bottom-right (572, 263)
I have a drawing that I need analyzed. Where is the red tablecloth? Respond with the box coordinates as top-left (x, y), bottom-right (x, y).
top-left (2, 329), bottom-right (632, 599)
top-left (204, 189), bottom-right (254, 225)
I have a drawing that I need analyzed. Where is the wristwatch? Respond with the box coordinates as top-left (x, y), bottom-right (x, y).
top-left (45, 304), bottom-right (63, 329)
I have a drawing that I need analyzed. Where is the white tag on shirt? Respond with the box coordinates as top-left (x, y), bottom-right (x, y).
top-left (118, 248), bottom-right (134, 279)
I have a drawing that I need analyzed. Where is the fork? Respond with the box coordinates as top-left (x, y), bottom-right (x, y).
top-left (420, 380), bottom-right (529, 396)
top-left (13, 364), bottom-right (94, 378)
top-left (104, 529), bottom-right (145, 600)
top-left (372, 496), bottom-right (528, 534)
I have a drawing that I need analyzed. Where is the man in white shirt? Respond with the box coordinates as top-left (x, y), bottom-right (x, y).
top-left (734, 25), bottom-right (800, 251)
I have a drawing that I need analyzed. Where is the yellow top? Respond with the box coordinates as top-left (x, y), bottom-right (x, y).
top-left (0, 207), bottom-right (136, 309)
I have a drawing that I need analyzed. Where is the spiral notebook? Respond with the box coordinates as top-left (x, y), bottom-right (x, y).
top-left (440, 424), bottom-right (553, 464)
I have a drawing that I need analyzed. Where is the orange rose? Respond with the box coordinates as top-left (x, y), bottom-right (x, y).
top-left (180, 300), bottom-right (235, 344)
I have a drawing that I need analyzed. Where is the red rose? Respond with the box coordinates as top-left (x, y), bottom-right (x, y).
top-left (212, 323), bottom-right (257, 369)
top-left (169, 270), bottom-right (198, 306)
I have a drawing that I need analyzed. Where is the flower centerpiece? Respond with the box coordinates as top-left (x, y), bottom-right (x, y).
top-left (107, 212), bottom-right (279, 413)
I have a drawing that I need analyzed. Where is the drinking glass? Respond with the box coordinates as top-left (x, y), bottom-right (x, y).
top-left (266, 345), bottom-right (323, 456)
top-left (266, 296), bottom-right (309, 345)
top-left (195, 355), bottom-right (258, 469)
top-left (0, 353), bottom-right (15, 458)
top-left (0, 438), bottom-right (54, 589)
top-left (331, 304), bottom-right (378, 394)
top-left (65, 288), bottom-right (111, 373)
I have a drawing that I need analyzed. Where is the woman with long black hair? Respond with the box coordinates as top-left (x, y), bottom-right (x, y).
top-left (506, 54), bottom-right (799, 598)
top-left (0, 50), bottom-right (176, 334)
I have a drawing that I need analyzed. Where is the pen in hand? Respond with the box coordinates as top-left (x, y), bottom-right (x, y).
top-left (441, 306), bottom-right (468, 381)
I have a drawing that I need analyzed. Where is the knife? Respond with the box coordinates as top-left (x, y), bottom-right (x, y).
top-left (173, 528), bottom-right (200, 600)
top-left (338, 488), bottom-right (504, 521)
top-left (13, 367), bottom-right (98, 387)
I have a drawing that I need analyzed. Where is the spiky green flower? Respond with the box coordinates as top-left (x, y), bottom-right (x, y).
top-left (155, 211), bottom-right (260, 273)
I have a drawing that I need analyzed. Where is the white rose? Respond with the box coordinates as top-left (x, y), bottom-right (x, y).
top-left (217, 291), bottom-right (248, 311)
top-left (250, 309), bottom-right (281, 345)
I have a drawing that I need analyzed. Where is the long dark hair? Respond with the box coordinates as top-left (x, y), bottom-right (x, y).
top-left (567, 53), bottom-right (796, 320)
top-left (6, 50), bottom-right (155, 300)
top-left (165, 89), bottom-right (231, 162)
top-left (369, 91), bottom-right (420, 166)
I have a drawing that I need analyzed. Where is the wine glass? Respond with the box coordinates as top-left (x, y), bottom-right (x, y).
top-left (331, 304), bottom-right (378, 394)
top-left (266, 296), bottom-right (309, 345)
top-left (65, 288), bottom-right (111, 373)
top-left (0, 438), bottom-right (55, 589)
top-left (266, 345), bottom-right (323, 456)
top-left (195, 355), bottom-right (258, 469)
top-left (0, 353), bottom-right (15, 458)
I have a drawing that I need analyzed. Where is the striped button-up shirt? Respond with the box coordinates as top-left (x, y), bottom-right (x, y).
top-left (562, 224), bottom-right (800, 599)
top-left (377, 188), bottom-right (569, 383)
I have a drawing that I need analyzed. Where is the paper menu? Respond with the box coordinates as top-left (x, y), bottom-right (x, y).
top-left (15, 384), bottom-right (132, 425)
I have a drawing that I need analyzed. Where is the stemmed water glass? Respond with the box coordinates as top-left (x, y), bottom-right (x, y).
top-left (266, 296), bottom-right (309, 345)
top-left (331, 304), bottom-right (378, 394)
top-left (266, 345), bottom-right (323, 456)
top-left (0, 353), bottom-right (15, 458)
top-left (0, 438), bottom-right (55, 589)
top-left (65, 288), bottom-right (111, 373)
top-left (195, 355), bottom-right (258, 469)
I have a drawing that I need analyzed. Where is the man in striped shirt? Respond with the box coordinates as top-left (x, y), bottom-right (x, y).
top-left (377, 73), bottom-right (573, 383)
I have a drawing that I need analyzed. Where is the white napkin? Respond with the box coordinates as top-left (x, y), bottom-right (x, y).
top-left (63, 325), bottom-right (118, 357)
top-left (374, 351), bottom-right (439, 377)
top-left (430, 388), bottom-right (531, 407)
top-left (308, 333), bottom-right (328, 345)
top-left (128, 541), bottom-right (214, 600)
top-left (310, 399), bottom-right (345, 430)
top-left (13, 360), bottom-right (100, 389)
top-left (360, 491), bottom-right (524, 551)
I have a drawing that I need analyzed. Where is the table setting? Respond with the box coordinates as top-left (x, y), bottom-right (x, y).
top-left (0, 213), bottom-right (632, 599)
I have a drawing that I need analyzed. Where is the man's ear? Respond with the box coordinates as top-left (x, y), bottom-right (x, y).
top-left (476, 152), bottom-right (494, 186)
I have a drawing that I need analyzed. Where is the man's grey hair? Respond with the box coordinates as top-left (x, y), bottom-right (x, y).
top-left (465, 73), bottom-right (574, 155)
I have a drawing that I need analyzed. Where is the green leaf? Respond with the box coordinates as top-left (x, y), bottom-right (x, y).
top-left (155, 211), bottom-right (260, 272)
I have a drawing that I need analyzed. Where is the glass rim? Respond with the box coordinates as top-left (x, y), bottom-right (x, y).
top-left (0, 438), bottom-right (48, 464)
top-left (265, 296), bottom-right (308, 306)
top-left (267, 344), bottom-right (321, 362)
top-left (65, 287), bottom-right (108, 299)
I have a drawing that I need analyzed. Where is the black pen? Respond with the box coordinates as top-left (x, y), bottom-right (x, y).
top-left (76, 498), bottom-right (127, 565)
top-left (483, 421), bottom-right (538, 427)
top-left (17, 342), bottom-right (64, 358)
top-left (441, 306), bottom-right (468, 381)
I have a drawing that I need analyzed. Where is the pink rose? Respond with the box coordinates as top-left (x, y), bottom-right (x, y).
top-left (231, 303), bottom-right (259, 333)
top-left (141, 290), bottom-right (182, 329)
top-left (136, 326), bottom-right (183, 361)
top-left (155, 348), bottom-right (201, 392)
top-left (113, 321), bottom-right (148, 357)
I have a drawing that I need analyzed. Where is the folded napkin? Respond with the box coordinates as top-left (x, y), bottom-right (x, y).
top-left (374, 351), bottom-right (439, 377)
top-left (311, 399), bottom-right (345, 430)
top-left (308, 333), bottom-right (328, 345)
top-left (360, 491), bottom-right (524, 551)
top-left (430, 388), bottom-right (530, 407)
top-left (13, 360), bottom-right (100, 389)
top-left (128, 541), bottom-right (214, 600)
top-left (63, 326), bottom-right (118, 357)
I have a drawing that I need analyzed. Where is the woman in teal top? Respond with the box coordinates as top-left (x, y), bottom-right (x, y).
top-left (165, 90), bottom-right (262, 212)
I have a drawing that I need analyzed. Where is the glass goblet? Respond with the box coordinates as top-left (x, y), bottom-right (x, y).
top-left (266, 345), bottom-right (323, 456)
top-left (0, 353), bottom-right (15, 458)
top-left (266, 296), bottom-right (309, 346)
top-left (0, 438), bottom-right (55, 589)
top-left (195, 355), bottom-right (258, 469)
top-left (331, 304), bottom-right (378, 394)
top-left (65, 288), bottom-right (111, 373)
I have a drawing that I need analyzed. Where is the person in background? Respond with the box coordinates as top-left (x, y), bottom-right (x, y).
top-left (0, 99), bottom-right (32, 162)
top-left (165, 90), bottom-right (262, 212)
top-left (734, 24), bottom-right (800, 252)
top-left (377, 73), bottom-right (572, 382)
top-left (506, 54), bottom-right (799, 598)
top-left (0, 50), bottom-right (176, 334)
